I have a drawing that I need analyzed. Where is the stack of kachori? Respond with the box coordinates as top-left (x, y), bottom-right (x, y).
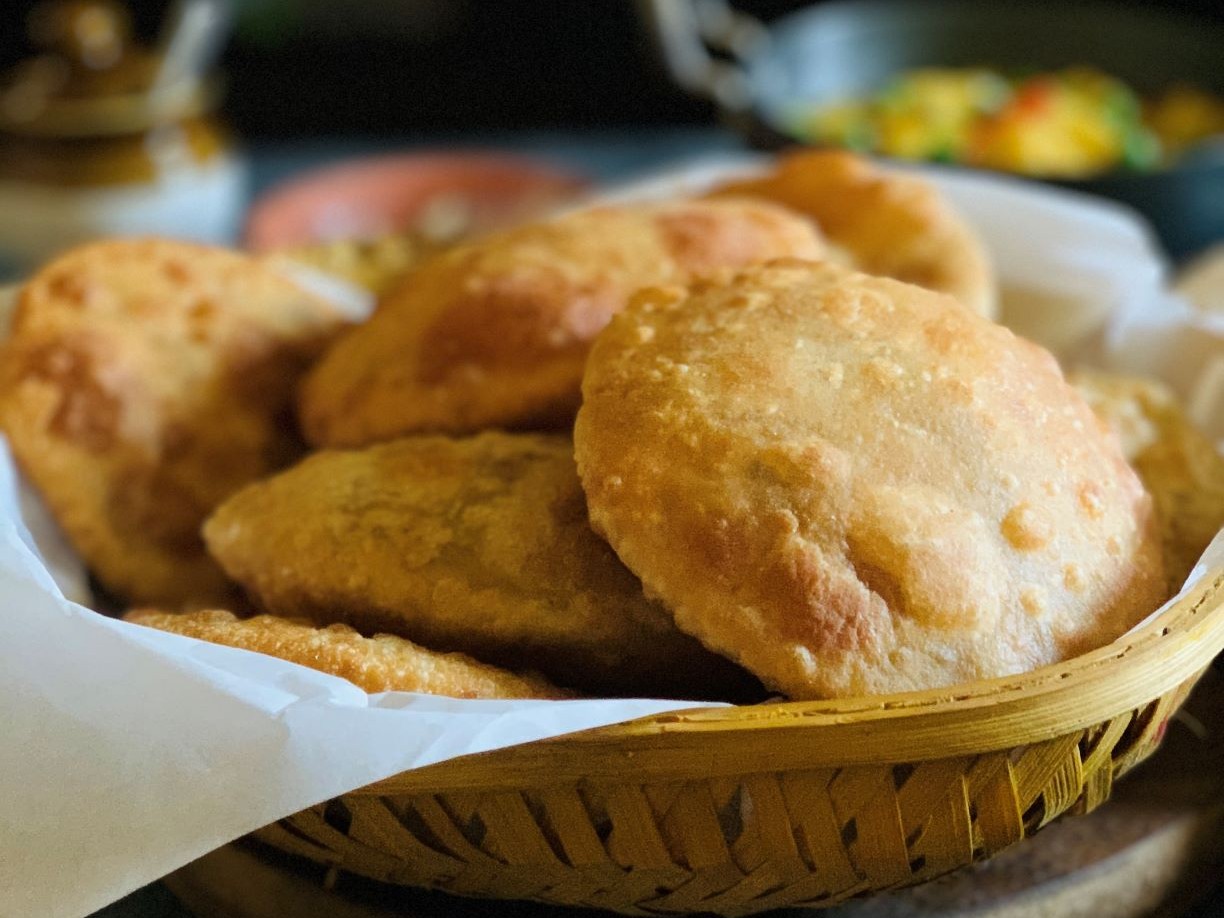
top-left (1, 151), bottom-right (1211, 703)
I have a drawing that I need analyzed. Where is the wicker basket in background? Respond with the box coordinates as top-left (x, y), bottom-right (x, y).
top-left (253, 568), bottom-right (1224, 916)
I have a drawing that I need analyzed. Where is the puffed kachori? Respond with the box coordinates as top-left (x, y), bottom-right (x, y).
top-left (0, 239), bottom-right (348, 607)
top-left (297, 198), bottom-right (825, 446)
top-left (124, 609), bottom-right (568, 699)
top-left (575, 260), bottom-right (1165, 699)
top-left (203, 431), bottom-right (758, 700)
top-left (712, 149), bottom-right (997, 318)
top-left (1073, 370), bottom-right (1224, 589)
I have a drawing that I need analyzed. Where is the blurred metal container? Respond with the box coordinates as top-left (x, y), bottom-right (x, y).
top-left (0, 0), bottom-right (245, 276)
top-left (644, 0), bottom-right (1224, 258)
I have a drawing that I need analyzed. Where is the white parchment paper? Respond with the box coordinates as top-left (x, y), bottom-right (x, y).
top-left (1, 161), bottom-right (1222, 918)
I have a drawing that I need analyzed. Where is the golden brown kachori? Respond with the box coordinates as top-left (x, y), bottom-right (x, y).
top-left (203, 431), bottom-right (759, 700)
top-left (124, 609), bottom-right (568, 699)
top-left (297, 198), bottom-right (825, 445)
top-left (575, 261), bottom-right (1165, 699)
top-left (712, 149), bottom-right (997, 318)
top-left (0, 239), bottom-right (348, 607)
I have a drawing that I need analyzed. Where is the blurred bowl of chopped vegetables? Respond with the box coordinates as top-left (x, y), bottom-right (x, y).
top-left (647, 0), bottom-right (1224, 257)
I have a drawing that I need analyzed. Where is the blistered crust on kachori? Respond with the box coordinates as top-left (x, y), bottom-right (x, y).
top-left (575, 261), bottom-right (1164, 699)
top-left (298, 198), bottom-right (825, 446)
top-left (1073, 370), bottom-right (1224, 588)
top-left (713, 149), bottom-right (997, 318)
top-left (203, 431), bottom-right (758, 700)
top-left (0, 239), bottom-right (347, 607)
top-left (124, 609), bottom-right (568, 699)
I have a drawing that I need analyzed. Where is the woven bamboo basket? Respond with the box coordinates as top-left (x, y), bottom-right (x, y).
top-left (253, 567), bottom-right (1224, 916)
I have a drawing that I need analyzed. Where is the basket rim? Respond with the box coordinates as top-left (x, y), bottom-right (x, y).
top-left (365, 567), bottom-right (1224, 795)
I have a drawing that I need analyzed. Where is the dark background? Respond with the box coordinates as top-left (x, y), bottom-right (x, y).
top-left (4, 0), bottom-right (1224, 140)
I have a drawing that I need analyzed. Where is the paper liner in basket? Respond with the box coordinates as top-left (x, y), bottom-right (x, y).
top-left (1, 161), bottom-right (1222, 918)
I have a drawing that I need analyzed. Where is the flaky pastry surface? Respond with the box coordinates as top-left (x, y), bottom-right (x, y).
top-left (1073, 370), bottom-right (1224, 588)
top-left (204, 431), bottom-right (755, 699)
top-left (125, 609), bottom-right (566, 699)
top-left (575, 261), bottom-right (1164, 699)
top-left (0, 239), bottom-right (347, 607)
top-left (298, 198), bottom-right (824, 445)
top-left (713, 150), bottom-right (997, 318)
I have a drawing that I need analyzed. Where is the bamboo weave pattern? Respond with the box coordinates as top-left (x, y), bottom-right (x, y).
top-left (253, 676), bottom-right (1198, 915)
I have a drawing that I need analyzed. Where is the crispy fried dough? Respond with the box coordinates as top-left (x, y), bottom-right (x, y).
top-left (575, 261), bottom-right (1164, 699)
top-left (297, 198), bottom-right (825, 446)
top-left (0, 239), bottom-right (348, 607)
top-left (203, 432), bottom-right (757, 700)
top-left (268, 233), bottom-right (441, 297)
top-left (1073, 370), bottom-right (1224, 588)
top-left (712, 150), bottom-right (997, 318)
top-left (124, 609), bottom-right (567, 699)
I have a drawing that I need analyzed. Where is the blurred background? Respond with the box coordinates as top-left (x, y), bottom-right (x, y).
top-left (0, 0), bottom-right (798, 136)
top-left (4, 0), bottom-right (1223, 136)
top-left (1, 0), bottom-right (1223, 277)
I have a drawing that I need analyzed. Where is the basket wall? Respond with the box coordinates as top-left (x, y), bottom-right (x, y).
top-left (252, 673), bottom-right (1201, 916)
top-left (248, 570), bottom-right (1224, 915)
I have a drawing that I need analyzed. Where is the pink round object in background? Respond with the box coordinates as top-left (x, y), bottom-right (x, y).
top-left (244, 152), bottom-right (589, 251)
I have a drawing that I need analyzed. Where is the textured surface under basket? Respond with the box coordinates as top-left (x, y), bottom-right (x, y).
top-left (253, 571), bottom-right (1224, 916)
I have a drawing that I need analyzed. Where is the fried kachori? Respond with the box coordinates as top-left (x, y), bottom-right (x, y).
top-left (0, 239), bottom-right (348, 607)
top-left (203, 431), bottom-right (758, 700)
top-left (712, 149), bottom-right (997, 318)
top-left (297, 198), bottom-right (825, 446)
top-left (125, 609), bottom-right (568, 699)
top-left (1073, 370), bottom-right (1224, 588)
top-left (575, 261), bottom-right (1165, 699)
